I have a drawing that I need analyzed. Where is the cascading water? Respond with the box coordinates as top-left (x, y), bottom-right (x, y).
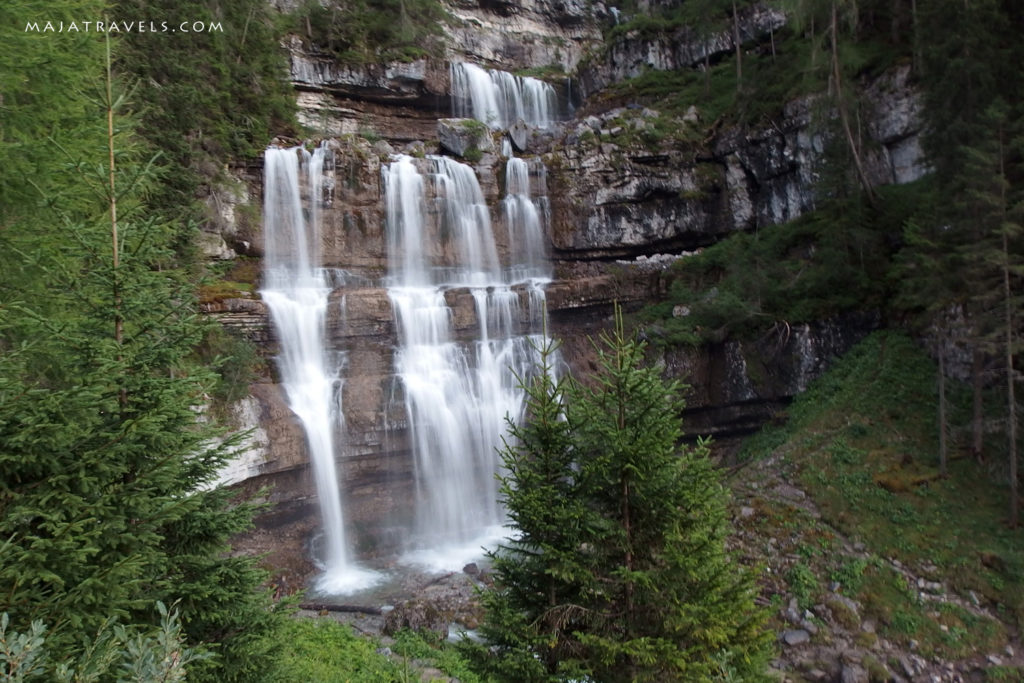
top-left (383, 153), bottom-right (554, 569)
top-left (451, 62), bottom-right (557, 130)
top-left (504, 157), bottom-right (551, 283)
top-left (262, 145), bottom-right (378, 593)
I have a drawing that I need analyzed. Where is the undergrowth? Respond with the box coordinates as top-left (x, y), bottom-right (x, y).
top-left (740, 331), bottom-right (1023, 657)
top-left (276, 619), bottom-right (400, 682)
top-left (637, 182), bottom-right (929, 346)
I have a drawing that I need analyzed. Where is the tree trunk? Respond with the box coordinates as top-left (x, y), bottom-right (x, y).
top-left (973, 348), bottom-right (985, 462)
top-left (732, 0), bottom-right (742, 91)
top-left (1003, 239), bottom-right (1018, 529)
top-left (910, 0), bottom-right (920, 73)
top-left (998, 136), bottom-right (1018, 528)
top-left (938, 328), bottom-right (948, 476)
top-left (831, 0), bottom-right (876, 203)
top-left (105, 35), bottom-right (125, 410)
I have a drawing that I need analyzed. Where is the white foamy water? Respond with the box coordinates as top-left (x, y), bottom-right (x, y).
top-left (383, 154), bottom-right (555, 570)
top-left (262, 145), bottom-right (379, 594)
top-left (451, 62), bottom-right (557, 130)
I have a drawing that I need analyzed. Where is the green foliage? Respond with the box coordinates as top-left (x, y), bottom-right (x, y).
top-left (0, 7), bottom-right (285, 682)
top-left (639, 183), bottom-right (929, 346)
top-left (195, 325), bottom-right (264, 415)
top-left (830, 557), bottom-right (869, 595)
top-left (275, 619), bottom-right (400, 683)
top-left (288, 0), bottom-right (446, 64)
top-left (391, 629), bottom-right (482, 683)
top-left (786, 563), bottom-right (819, 610)
top-left (0, 603), bottom-right (207, 683)
top-left (113, 0), bottom-right (297, 230)
top-left (914, 0), bottom-right (1024, 526)
top-left (469, 315), bottom-right (772, 681)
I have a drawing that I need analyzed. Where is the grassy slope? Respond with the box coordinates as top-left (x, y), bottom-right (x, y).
top-left (733, 331), bottom-right (1023, 674)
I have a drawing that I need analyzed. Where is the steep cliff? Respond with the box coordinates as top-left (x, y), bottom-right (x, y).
top-left (203, 0), bottom-right (928, 574)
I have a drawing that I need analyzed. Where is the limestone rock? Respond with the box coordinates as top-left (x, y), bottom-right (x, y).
top-left (508, 119), bottom-right (531, 152)
top-left (197, 231), bottom-right (236, 260)
top-left (438, 118), bottom-right (493, 158)
top-left (782, 629), bottom-right (811, 646)
top-left (840, 663), bottom-right (868, 683)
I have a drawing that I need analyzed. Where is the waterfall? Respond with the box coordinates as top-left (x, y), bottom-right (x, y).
top-left (504, 157), bottom-right (551, 284)
top-left (383, 154), bottom-right (553, 569)
top-left (451, 62), bottom-right (557, 130)
top-left (262, 145), bottom-right (378, 594)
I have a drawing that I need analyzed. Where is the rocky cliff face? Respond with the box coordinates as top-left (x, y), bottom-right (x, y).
top-left (204, 1), bottom-right (926, 570)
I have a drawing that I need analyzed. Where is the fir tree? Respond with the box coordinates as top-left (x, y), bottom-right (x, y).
top-left (472, 310), bottom-right (771, 681)
top-left (471, 336), bottom-right (591, 682)
top-left (0, 6), bottom-right (285, 680)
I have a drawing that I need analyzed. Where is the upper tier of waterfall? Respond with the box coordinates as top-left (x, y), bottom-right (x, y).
top-left (450, 62), bottom-right (557, 130)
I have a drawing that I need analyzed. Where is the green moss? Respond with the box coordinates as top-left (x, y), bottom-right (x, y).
top-left (987, 666), bottom-right (1024, 681)
top-left (458, 118), bottom-right (490, 136)
top-left (198, 280), bottom-right (254, 304)
top-left (862, 654), bottom-right (889, 682)
top-left (515, 64), bottom-right (568, 80)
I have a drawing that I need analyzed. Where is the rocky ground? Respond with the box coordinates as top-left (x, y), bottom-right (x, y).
top-left (730, 452), bottom-right (1022, 683)
top-left (260, 451), bottom-right (1022, 682)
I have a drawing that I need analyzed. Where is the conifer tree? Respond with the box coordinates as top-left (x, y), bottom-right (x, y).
top-left (472, 310), bottom-right (771, 681)
top-left (471, 337), bottom-right (592, 682)
top-left (0, 4), bottom-right (285, 679)
top-left (955, 99), bottom-right (1023, 528)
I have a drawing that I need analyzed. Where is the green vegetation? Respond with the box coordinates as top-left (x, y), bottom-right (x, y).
top-left (114, 0), bottom-right (297, 229)
top-left (0, 3), bottom-right (285, 681)
top-left (602, 0), bottom-right (912, 131)
top-left (740, 332), bottom-right (1023, 656)
top-left (0, 603), bottom-right (205, 682)
top-left (277, 619), bottom-right (399, 682)
top-left (469, 314), bottom-right (772, 681)
top-left (288, 0), bottom-right (447, 64)
top-left (391, 629), bottom-right (483, 683)
top-left (638, 182), bottom-right (929, 346)
top-left (273, 621), bottom-right (482, 683)
top-left (515, 64), bottom-right (569, 80)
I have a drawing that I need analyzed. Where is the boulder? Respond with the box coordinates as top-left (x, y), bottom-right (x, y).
top-left (382, 599), bottom-right (450, 639)
top-left (438, 118), bottom-right (493, 158)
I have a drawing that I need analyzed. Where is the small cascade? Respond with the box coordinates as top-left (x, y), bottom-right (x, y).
top-left (261, 145), bottom-right (378, 594)
top-left (383, 154), bottom-right (553, 569)
top-left (503, 156), bottom-right (551, 285)
top-left (451, 62), bottom-right (557, 130)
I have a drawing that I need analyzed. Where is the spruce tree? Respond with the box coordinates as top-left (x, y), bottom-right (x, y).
top-left (567, 309), bottom-right (771, 681)
top-left (471, 337), bottom-right (592, 682)
top-left (472, 310), bottom-right (771, 681)
top-left (0, 6), bottom-right (285, 680)
top-left (955, 99), bottom-right (1024, 528)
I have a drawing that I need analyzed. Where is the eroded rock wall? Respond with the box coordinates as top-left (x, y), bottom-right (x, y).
top-left (207, 0), bottom-right (926, 561)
